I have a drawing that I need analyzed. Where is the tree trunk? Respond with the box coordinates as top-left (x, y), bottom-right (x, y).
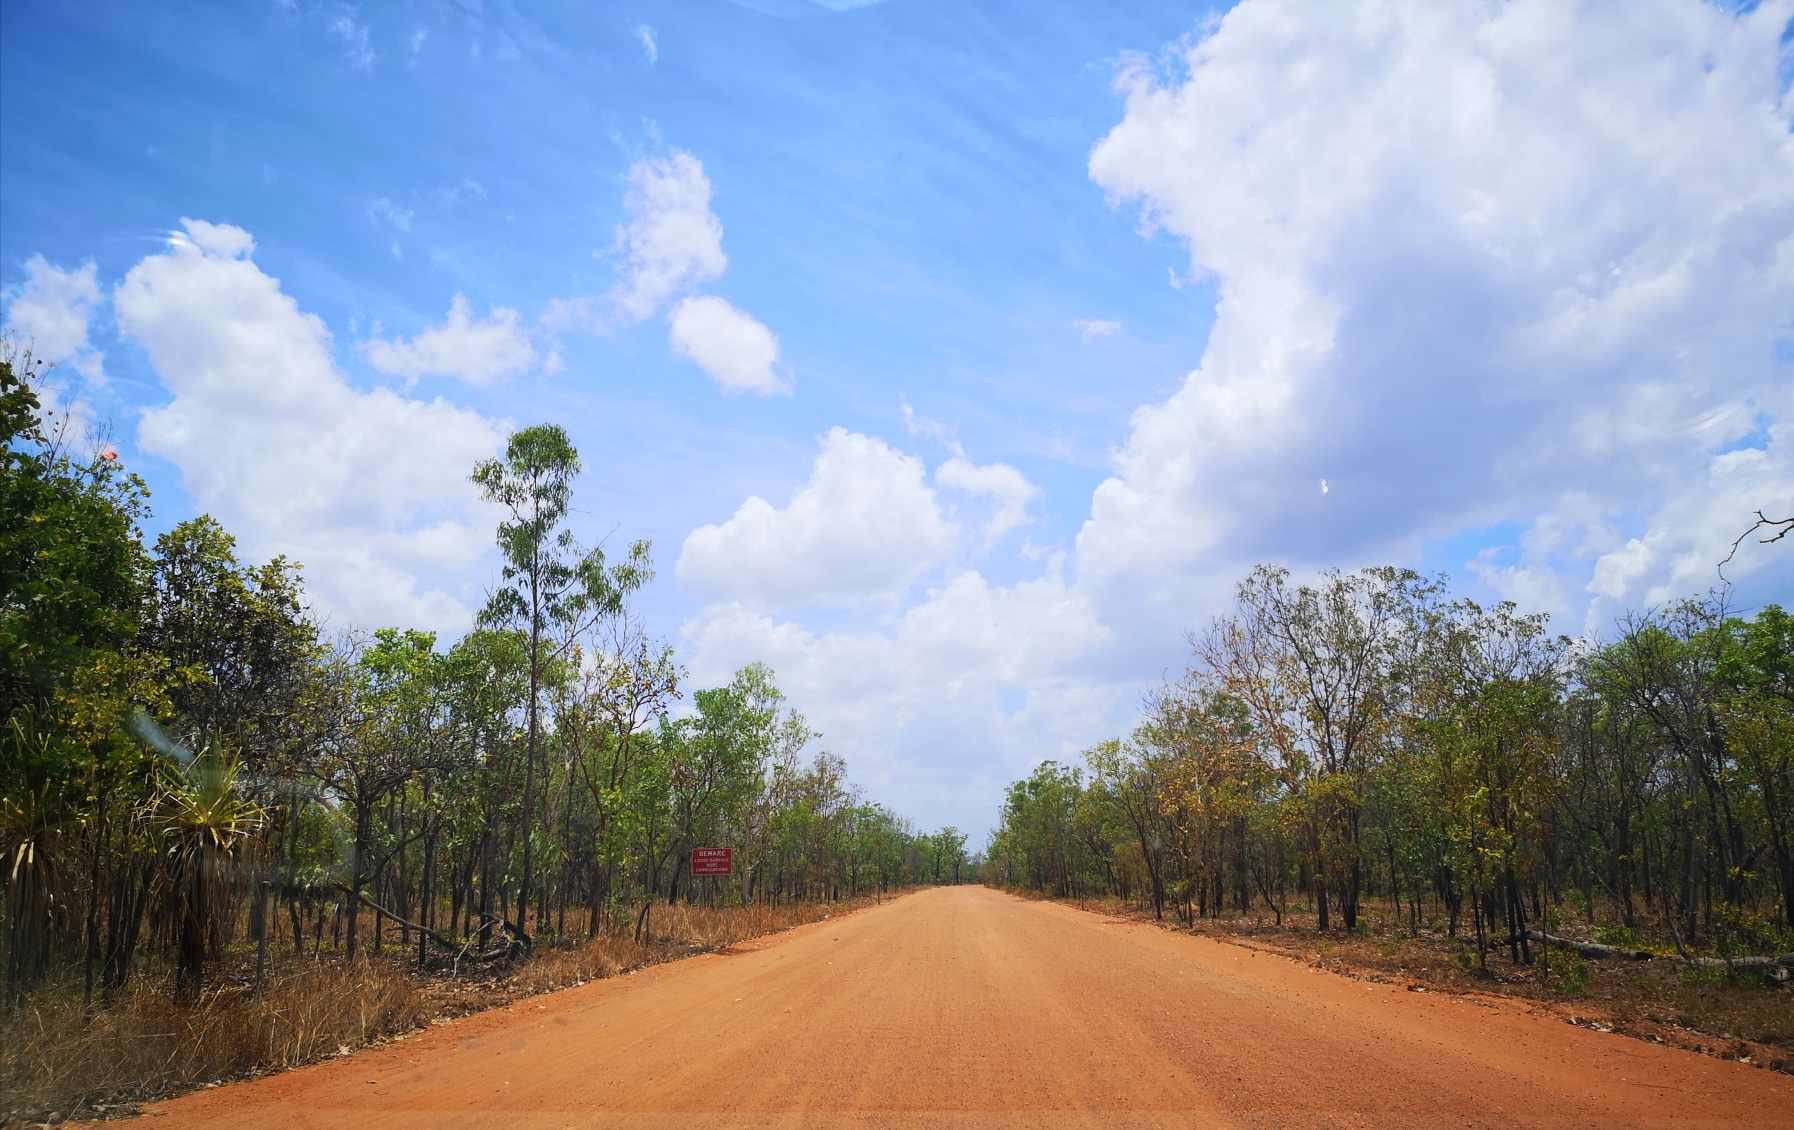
top-left (346, 792), bottom-right (369, 963)
top-left (516, 550), bottom-right (542, 941)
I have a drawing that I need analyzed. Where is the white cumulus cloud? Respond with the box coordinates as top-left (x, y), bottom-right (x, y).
top-left (678, 427), bottom-right (958, 609)
top-left (1078, 0), bottom-right (1794, 631)
top-left (682, 568), bottom-right (1111, 833)
top-left (114, 219), bottom-right (507, 633)
top-left (680, 0), bottom-right (1794, 838)
top-left (610, 151), bottom-right (726, 321)
top-left (3, 255), bottom-right (106, 381)
top-left (936, 456), bottom-right (1041, 547)
top-left (667, 295), bottom-right (788, 396)
top-left (363, 294), bottom-right (537, 386)
top-left (540, 150), bottom-right (789, 398)
top-left (675, 421), bottom-right (1100, 833)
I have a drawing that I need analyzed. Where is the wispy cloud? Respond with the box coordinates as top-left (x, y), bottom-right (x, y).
top-left (542, 151), bottom-right (728, 332)
top-left (367, 197), bottom-right (413, 231)
top-left (1072, 318), bottom-right (1119, 343)
top-left (435, 180), bottom-right (487, 205)
top-left (327, 6), bottom-right (374, 71)
top-left (937, 457), bottom-right (1042, 549)
top-left (900, 395), bottom-right (961, 455)
top-left (637, 24), bottom-right (658, 64)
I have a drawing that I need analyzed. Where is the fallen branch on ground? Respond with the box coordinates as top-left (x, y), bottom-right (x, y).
top-left (340, 887), bottom-right (460, 951)
top-left (1526, 929), bottom-right (1794, 973)
top-left (1681, 952), bottom-right (1794, 973)
top-left (1525, 930), bottom-right (1655, 961)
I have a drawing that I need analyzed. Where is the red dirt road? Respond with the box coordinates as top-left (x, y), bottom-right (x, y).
top-left (146, 886), bottom-right (1792, 1128)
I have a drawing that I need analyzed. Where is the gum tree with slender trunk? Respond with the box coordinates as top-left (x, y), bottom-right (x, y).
top-left (472, 424), bottom-right (650, 944)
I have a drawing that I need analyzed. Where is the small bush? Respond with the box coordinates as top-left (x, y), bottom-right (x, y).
top-left (1592, 923), bottom-right (1640, 948)
top-left (1680, 965), bottom-right (1733, 989)
top-left (1554, 961), bottom-right (1590, 996)
top-left (1710, 905), bottom-right (1794, 960)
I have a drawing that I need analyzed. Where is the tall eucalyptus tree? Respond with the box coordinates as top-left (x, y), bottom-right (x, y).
top-left (472, 425), bottom-right (651, 941)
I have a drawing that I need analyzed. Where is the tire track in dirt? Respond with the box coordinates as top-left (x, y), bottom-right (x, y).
top-left (141, 886), bottom-right (1792, 1127)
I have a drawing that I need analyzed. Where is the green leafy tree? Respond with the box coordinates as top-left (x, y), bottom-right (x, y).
top-left (928, 827), bottom-right (968, 884)
top-left (1193, 565), bottom-right (1434, 931)
top-left (473, 424), bottom-right (652, 940)
top-left (0, 344), bottom-right (151, 727)
top-left (144, 517), bottom-right (316, 768)
top-left (562, 623), bottom-right (680, 932)
top-left (437, 628), bottom-right (529, 945)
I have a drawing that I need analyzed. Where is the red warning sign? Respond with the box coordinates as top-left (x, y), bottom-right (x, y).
top-left (691, 847), bottom-right (733, 876)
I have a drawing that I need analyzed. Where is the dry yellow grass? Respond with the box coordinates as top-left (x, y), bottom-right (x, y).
top-left (0, 962), bottom-right (420, 1116)
top-left (504, 899), bottom-right (875, 995)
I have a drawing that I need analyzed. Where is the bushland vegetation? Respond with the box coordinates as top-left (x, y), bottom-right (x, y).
top-left (1, 346), bottom-right (966, 1114)
top-left (987, 564), bottom-right (1794, 970)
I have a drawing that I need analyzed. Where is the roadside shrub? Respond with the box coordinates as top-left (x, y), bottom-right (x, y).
top-left (1554, 961), bottom-right (1590, 996)
top-left (1592, 923), bottom-right (1640, 948)
top-left (1710, 905), bottom-right (1794, 960)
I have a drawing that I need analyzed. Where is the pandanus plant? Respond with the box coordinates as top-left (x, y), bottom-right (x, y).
top-left (150, 735), bottom-right (264, 996)
top-left (3, 715), bottom-right (71, 1006)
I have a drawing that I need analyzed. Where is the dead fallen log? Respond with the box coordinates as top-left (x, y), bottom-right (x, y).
top-left (1681, 952), bottom-right (1794, 972)
top-left (1526, 930), bottom-right (1794, 978)
top-left (339, 885), bottom-right (461, 951)
top-left (1524, 929), bottom-right (1654, 961)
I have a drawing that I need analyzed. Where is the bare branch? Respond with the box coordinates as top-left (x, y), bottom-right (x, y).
top-left (1719, 509), bottom-right (1794, 579)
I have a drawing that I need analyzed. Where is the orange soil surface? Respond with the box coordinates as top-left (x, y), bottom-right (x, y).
top-left (143, 886), bottom-right (1792, 1128)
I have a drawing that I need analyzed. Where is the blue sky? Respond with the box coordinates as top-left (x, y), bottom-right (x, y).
top-left (2, 0), bottom-right (1216, 609)
top-left (5, 0), bottom-right (1793, 839)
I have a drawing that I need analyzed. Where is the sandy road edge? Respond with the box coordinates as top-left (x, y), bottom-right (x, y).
top-left (96, 891), bottom-right (923, 1124)
top-left (1000, 887), bottom-right (1793, 1076)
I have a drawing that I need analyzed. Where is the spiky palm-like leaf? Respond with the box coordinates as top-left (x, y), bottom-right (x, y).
top-left (152, 742), bottom-right (263, 995)
top-left (2, 715), bottom-right (71, 1005)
